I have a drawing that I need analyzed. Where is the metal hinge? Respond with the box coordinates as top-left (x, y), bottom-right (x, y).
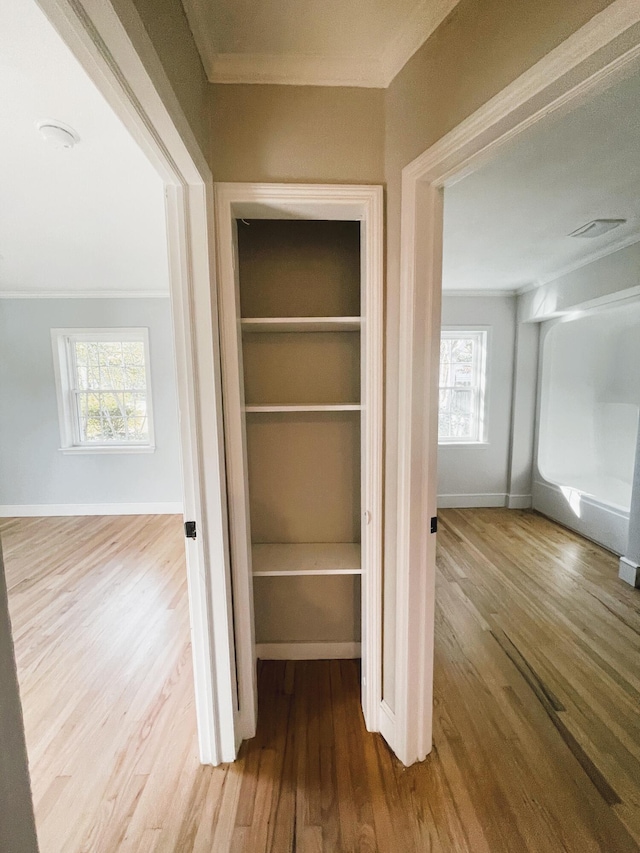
top-left (430, 516), bottom-right (438, 534)
top-left (184, 520), bottom-right (197, 540)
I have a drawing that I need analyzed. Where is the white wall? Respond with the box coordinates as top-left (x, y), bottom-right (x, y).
top-left (533, 300), bottom-right (640, 554)
top-left (438, 294), bottom-right (518, 507)
top-left (0, 298), bottom-right (182, 513)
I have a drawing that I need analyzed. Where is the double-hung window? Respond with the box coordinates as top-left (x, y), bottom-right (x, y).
top-left (52, 328), bottom-right (155, 452)
top-left (438, 329), bottom-right (487, 443)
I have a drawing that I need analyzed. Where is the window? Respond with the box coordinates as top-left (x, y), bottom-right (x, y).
top-left (438, 330), bottom-right (487, 443)
top-left (52, 328), bottom-right (155, 452)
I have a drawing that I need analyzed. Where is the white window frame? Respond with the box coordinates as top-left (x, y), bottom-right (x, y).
top-left (438, 328), bottom-right (488, 445)
top-left (51, 327), bottom-right (156, 454)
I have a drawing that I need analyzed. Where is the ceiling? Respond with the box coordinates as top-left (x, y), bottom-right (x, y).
top-left (182, 0), bottom-right (461, 87)
top-left (443, 62), bottom-right (640, 293)
top-left (0, 0), bottom-right (169, 296)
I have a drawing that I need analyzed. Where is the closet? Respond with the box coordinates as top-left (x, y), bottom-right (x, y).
top-left (216, 184), bottom-right (382, 740)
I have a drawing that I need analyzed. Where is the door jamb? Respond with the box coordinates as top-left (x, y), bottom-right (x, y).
top-left (215, 182), bottom-right (384, 742)
top-left (394, 0), bottom-right (640, 766)
top-left (35, 0), bottom-right (238, 764)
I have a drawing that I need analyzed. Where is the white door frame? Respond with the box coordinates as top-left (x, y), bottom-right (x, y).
top-left (35, 0), bottom-right (238, 763)
top-left (215, 183), bottom-right (384, 742)
top-left (394, 0), bottom-right (640, 766)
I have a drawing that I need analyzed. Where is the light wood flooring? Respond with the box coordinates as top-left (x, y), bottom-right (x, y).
top-left (2, 509), bottom-right (639, 852)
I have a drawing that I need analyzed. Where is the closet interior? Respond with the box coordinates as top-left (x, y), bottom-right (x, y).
top-left (236, 219), bottom-right (363, 652)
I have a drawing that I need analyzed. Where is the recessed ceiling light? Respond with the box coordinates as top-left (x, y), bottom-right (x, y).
top-left (37, 120), bottom-right (80, 149)
top-left (568, 219), bottom-right (626, 238)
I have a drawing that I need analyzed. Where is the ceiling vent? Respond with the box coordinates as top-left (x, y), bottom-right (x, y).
top-left (37, 120), bottom-right (80, 149)
top-left (569, 219), bottom-right (626, 238)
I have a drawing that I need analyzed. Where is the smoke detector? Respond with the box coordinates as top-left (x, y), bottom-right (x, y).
top-left (568, 219), bottom-right (626, 238)
top-left (37, 120), bottom-right (80, 149)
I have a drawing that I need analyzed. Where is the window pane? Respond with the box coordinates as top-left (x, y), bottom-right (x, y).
top-left (438, 332), bottom-right (485, 442)
top-left (452, 389), bottom-right (473, 415)
top-left (452, 338), bottom-right (473, 363)
top-left (69, 335), bottom-right (150, 445)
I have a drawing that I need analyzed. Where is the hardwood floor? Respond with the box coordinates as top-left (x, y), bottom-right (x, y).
top-left (2, 509), bottom-right (639, 852)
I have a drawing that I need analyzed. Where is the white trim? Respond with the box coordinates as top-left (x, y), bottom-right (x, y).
top-left (517, 233), bottom-right (640, 296)
top-left (443, 289), bottom-right (516, 298)
top-left (378, 700), bottom-right (396, 748)
top-left (437, 493), bottom-right (506, 509)
top-left (507, 494), bottom-right (532, 510)
top-left (0, 290), bottom-right (169, 299)
top-left (181, 0), bottom-right (462, 88)
top-left (255, 643), bottom-right (362, 660)
top-left (37, 0), bottom-right (238, 765)
top-left (0, 502), bottom-right (182, 517)
top-left (215, 182), bottom-right (384, 741)
top-left (618, 557), bottom-right (640, 588)
top-left (206, 53), bottom-right (386, 88)
top-left (394, 0), bottom-right (640, 767)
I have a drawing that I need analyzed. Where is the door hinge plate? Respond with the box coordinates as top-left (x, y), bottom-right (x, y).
top-left (184, 520), bottom-right (197, 540)
top-left (430, 516), bottom-right (438, 534)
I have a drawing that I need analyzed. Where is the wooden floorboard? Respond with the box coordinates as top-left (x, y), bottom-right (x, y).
top-left (2, 509), bottom-right (639, 851)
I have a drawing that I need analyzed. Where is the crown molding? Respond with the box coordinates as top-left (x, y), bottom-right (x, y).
top-left (516, 232), bottom-right (640, 295)
top-left (182, 0), bottom-right (463, 87)
top-left (443, 288), bottom-right (517, 298)
top-left (381, 0), bottom-right (460, 86)
top-left (0, 290), bottom-right (170, 299)
top-left (207, 52), bottom-right (386, 88)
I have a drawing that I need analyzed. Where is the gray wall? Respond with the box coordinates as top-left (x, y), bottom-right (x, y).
top-left (438, 294), bottom-right (517, 505)
top-left (0, 298), bottom-right (182, 509)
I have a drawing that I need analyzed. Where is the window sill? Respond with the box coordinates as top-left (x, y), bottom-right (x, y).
top-left (60, 445), bottom-right (156, 455)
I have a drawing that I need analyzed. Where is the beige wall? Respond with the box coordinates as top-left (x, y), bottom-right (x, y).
top-left (209, 85), bottom-right (385, 183)
top-left (124, 0), bottom-right (210, 156)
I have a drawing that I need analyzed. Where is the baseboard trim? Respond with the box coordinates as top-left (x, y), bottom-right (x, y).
top-left (255, 642), bottom-right (361, 660)
top-left (437, 493), bottom-right (507, 508)
top-left (507, 494), bottom-right (532, 509)
top-left (378, 699), bottom-right (396, 749)
top-left (0, 502), bottom-right (183, 517)
top-left (619, 557), bottom-right (640, 588)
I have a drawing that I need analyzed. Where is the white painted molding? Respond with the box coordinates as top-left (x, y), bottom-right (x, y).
top-left (255, 643), bottom-right (362, 660)
top-left (378, 700), bottom-right (396, 750)
top-left (517, 233), bottom-right (640, 297)
top-left (404, 0), bottom-right (640, 186)
top-left (182, 0), bottom-right (462, 87)
top-left (394, 0), bottom-right (640, 768)
top-left (215, 181), bottom-right (384, 741)
top-left (39, 0), bottom-right (238, 766)
top-left (443, 289), bottom-right (516, 298)
top-left (207, 53), bottom-right (385, 88)
top-left (618, 557), bottom-right (640, 588)
top-left (437, 493), bottom-right (507, 509)
top-left (381, 0), bottom-right (460, 86)
top-left (0, 502), bottom-right (183, 517)
top-left (507, 494), bottom-right (533, 510)
top-left (0, 290), bottom-right (169, 299)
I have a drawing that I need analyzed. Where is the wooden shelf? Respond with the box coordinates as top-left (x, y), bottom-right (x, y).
top-left (252, 543), bottom-right (361, 576)
top-left (245, 404), bottom-right (361, 413)
top-left (241, 317), bottom-right (361, 333)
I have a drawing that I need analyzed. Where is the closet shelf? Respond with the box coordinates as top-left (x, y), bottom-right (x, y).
top-left (252, 543), bottom-right (361, 577)
top-left (241, 317), bottom-right (360, 333)
top-left (245, 404), bottom-right (361, 413)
